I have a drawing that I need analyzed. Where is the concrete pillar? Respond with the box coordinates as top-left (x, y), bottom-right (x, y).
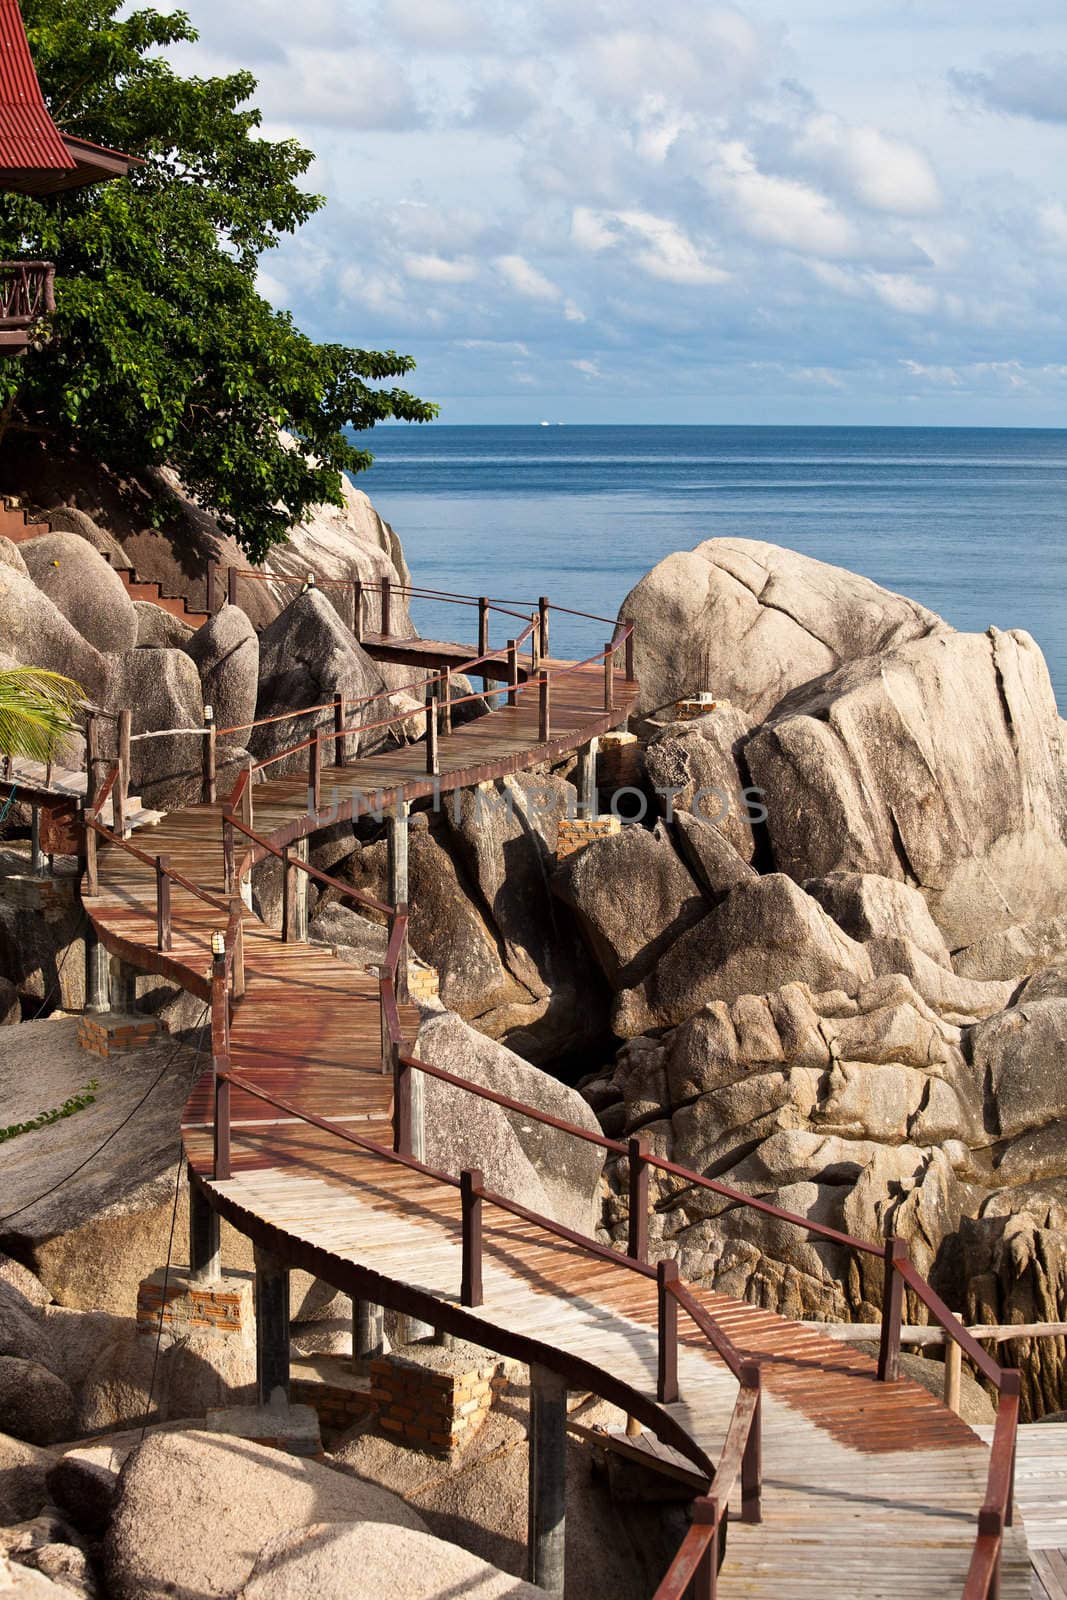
top-left (576, 738), bottom-right (599, 820)
top-left (109, 956), bottom-right (137, 1013)
top-left (84, 924), bottom-right (109, 1014)
top-left (352, 1296), bottom-right (384, 1367)
top-left (291, 837), bottom-right (309, 942)
top-left (387, 800), bottom-right (409, 905)
top-left (528, 1364), bottom-right (567, 1595)
top-left (254, 1246), bottom-right (291, 1407)
top-left (188, 1181), bottom-right (221, 1285)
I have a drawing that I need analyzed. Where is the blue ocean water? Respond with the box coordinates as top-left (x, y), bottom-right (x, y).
top-left (360, 426), bottom-right (1067, 709)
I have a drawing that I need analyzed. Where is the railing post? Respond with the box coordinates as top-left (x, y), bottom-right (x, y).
top-left (478, 596), bottom-right (490, 658)
top-left (877, 1234), bottom-right (908, 1381)
top-left (83, 808), bottom-right (98, 897)
top-left (657, 1258), bottom-right (680, 1403)
top-left (202, 706), bottom-right (216, 804)
top-left (308, 731), bottom-right (322, 814)
top-left (507, 639), bottom-right (518, 707)
top-left (115, 708), bottom-right (131, 839)
top-left (84, 709), bottom-right (99, 805)
top-left (944, 1321), bottom-right (963, 1414)
top-left (441, 665), bottom-right (452, 735)
top-left (978, 1507), bottom-right (1003, 1600)
top-left (231, 900), bottom-right (246, 998)
top-left (281, 845), bottom-right (295, 941)
top-left (740, 1361), bottom-right (763, 1524)
top-left (242, 754), bottom-right (254, 830)
top-left (381, 574), bottom-right (392, 638)
top-left (352, 577), bottom-right (364, 641)
top-left (530, 612), bottom-right (541, 673)
top-left (155, 855), bottom-right (171, 951)
top-left (391, 902), bottom-right (410, 1006)
top-left (538, 671), bottom-right (551, 742)
top-left (222, 807), bottom-right (235, 893)
top-left (461, 1167), bottom-right (483, 1307)
top-left (624, 617), bottom-right (635, 682)
top-left (393, 1041), bottom-right (410, 1156)
top-left (539, 596), bottom-right (550, 659)
top-left (627, 1136), bottom-right (648, 1263)
top-left (603, 641), bottom-right (614, 712)
top-left (425, 687), bottom-right (439, 775)
top-left (692, 1498), bottom-right (719, 1600)
top-left (333, 692), bottom-right (346, 767)
top-left (211, 938), bottom-right (231, 1182)
top-left (227, 566), bottom-right (238, 607)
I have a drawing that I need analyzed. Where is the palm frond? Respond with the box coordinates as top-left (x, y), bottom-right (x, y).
top-left (0, 668), bottom-right (86, 765)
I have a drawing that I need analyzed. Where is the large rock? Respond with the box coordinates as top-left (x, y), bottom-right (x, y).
top-left (20, 532), bottom-right (138, 654)
top-left (0, 537), bottom-right (29, 576)
top-left (0, 1553), bottom-right (75, 1596)
top-left (805, 872), bottom-right (952, 969)
top-left (182, 605), bottom-right (258, 745)
top-left (0, 977), bottom-right (18, 1027)
top-left (0, 1433), bottom-right (56, 1525)
top-left (0, 1358), bottom-right (75, 1446)
top-left (966, 998), bottom-right (1067, 1141)
top-left (251, 590), bottom-right (393, 775)
top-left (0, 854), bottom-right (85, 1013)
top-left (746, 628), bottom-right (1067, 950)
top-left (612, 874), bottom-right (872, 1036)
top-left (551, 822), bottom-right (706, 991)
top-left (442, 774), bottom-right (609, 1060)
top-left (133, 602), bottom-right (194, 648)
top-left (954, 914), bottom-right (1067, 982)
top-left (36, 504), bottom-right (131, 568)
top-left (642, 702), bottom-right (758, 860)
top-left (341, 820), bottom-right (529, 1023)
top-left (104, 1429), bottom-right (426, 1600)
top-left (237, 1520), bottom-right (547, 1600)
top-left (620, 537), bottom-right (947, 723)
top-left (671, 813), bottom-right (758, 902)
top-left (416, 1008), bottom-right (605, 1236)
top-left (105, 648), bottom-right (205, 805)
top-left (0, 565), bottom-right (108, 702)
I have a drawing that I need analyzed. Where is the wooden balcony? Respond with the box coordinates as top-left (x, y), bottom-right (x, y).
top-left (0, 260), bottom-right (55, 353)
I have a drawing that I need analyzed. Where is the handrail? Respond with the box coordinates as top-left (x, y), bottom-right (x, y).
top-left (223, 808), bottom-right (393, 919)
top-left (80, 576), bottom-right (1015, 1600)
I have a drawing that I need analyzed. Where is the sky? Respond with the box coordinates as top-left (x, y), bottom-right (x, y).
top-left (172, 0), bottom-right (1067, 426)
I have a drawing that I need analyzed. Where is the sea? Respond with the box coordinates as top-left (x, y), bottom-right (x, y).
top-left (360, 425), bottom-right (1067, 710)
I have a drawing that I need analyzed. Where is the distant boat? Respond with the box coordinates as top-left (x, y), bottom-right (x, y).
top-left (539, 420), bottom-right (550, 427)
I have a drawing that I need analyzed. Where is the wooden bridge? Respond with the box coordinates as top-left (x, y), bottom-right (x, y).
top-left (73, 579), bottom-right (1029, 1598)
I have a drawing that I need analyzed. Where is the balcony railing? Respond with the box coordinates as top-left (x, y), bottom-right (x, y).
top-left (0, 261), bottom-right (55, 350)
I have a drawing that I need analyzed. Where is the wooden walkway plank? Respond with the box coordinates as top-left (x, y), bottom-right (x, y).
top-left (83, 637), bottom-right (1031, 1599)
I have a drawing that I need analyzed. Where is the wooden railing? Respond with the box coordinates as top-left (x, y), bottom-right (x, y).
top-left (80, 580), bottom-right (1016, 1599)
top-left (0, 260), bottom-right (55, 330)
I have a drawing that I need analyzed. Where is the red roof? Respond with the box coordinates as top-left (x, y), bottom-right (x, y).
top-left (0, 0), bottom-right (75, 177)
top-left (0, 0), bottom-right (137, 194)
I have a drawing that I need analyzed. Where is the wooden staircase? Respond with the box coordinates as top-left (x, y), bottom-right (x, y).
top-left (0, 500), bottom-right (210, 628)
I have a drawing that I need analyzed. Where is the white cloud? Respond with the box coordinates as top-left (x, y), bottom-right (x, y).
top-left (710, 143), bottom-right (857, 257)
top-left (793, 114), bottom-right (942, 216)
top-left (570, 358), bottom-right (603, 378)
top-left (951, 54), bottom-right (1067, 123)
top-left (570, 208), bottom-right (728, 285)
top-left (1037, 201), bottom-right (1067, 251)
top-left (404, 253), bottom-right (479, 283)
top-left (866, 272), bottom-right (939, 314)
top-left (493, 255), bottom-right (564, 302)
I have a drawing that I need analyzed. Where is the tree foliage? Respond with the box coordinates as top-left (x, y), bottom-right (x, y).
top-left (0, 667), bottom-right (83, 762)
top-left (0, 1), bottom-right (435, 561)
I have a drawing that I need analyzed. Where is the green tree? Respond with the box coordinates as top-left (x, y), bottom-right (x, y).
top-left (0, 668), bottom-right (82, 763)
top-left (0, 1), bottom-right (435, 562)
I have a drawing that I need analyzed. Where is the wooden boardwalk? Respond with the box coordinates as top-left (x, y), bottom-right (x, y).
top-left (85, 642), bottom-right (1031, 1598)
top-left (976, 1425), bottom-right (1067, 1598)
